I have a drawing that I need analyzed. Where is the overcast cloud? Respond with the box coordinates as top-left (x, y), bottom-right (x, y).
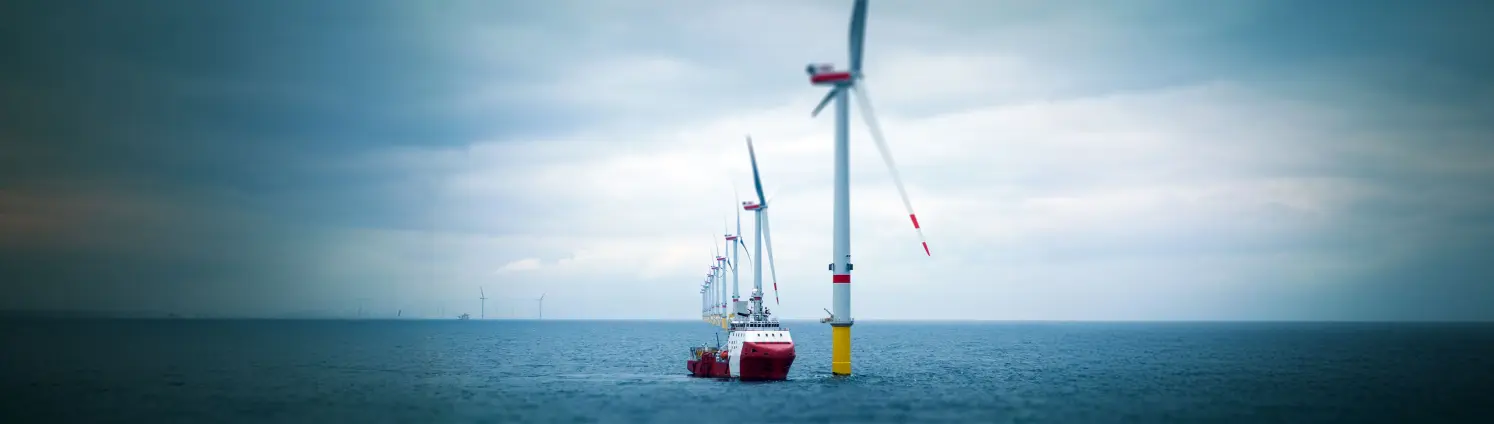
top-left (3, 0), bottom-right (1492, 320)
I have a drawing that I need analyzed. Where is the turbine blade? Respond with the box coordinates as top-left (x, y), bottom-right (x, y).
top-left (762, 209), bottom-right (780, 305)
top-left (746, 136), bottom-right (768, 205)
top-left (734, 186), bottom-right (743, 237)
top-left (737, 239), bottom-right (754, 267)
top-left (810, 87), bottom-right (839, 117)
top-left (851, 82), bottom-right (931, 256)
top-left (849, 0), bottom-right (868, 73)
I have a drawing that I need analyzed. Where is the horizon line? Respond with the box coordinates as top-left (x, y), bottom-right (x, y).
top-left (0, 314), bottom-right (1489, 324)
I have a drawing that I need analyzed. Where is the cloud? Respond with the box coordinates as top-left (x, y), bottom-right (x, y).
top-left (3, 0), bottom-right (1492, 320)
top-left (497, 258), bottom-right (543, 274)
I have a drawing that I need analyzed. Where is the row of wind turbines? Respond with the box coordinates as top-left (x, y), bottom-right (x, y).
top-left (702, 136), bottom-right (779, 330)
top-left (467, 287), bottom-right (546, 320)
top-left (696, 0), bottom-right (930, 376)
top-left (342, 288), bottom-right (543, 318)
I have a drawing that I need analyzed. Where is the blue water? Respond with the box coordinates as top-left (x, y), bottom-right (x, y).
top-left (2, 319), bottom-right (1491, 423)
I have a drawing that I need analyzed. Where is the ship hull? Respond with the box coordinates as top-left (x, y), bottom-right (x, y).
top-left (687, 354), bottom-right (730, 378)
top-left (736, 341), bottom-right (795, 380)
top-left (686, 328), bottom-right (795, 381)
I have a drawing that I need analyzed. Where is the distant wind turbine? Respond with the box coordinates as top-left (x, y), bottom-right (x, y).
top-left (479, 286), bottom-right (488, 320)
top-left (537, 293), bottom-right (546, 320)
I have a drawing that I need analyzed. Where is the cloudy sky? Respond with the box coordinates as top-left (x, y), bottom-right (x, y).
top-left (3, 0), bottom-right (1492, 320)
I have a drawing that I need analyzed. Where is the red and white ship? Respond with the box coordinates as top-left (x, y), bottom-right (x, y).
top-left (687, 308), bottom-right (796, 380)
top-left (687, 136), bottom-right (795, 381)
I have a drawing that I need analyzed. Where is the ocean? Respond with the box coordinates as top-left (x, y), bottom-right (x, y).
top-left (2, 319), bottom-right (1491, 423)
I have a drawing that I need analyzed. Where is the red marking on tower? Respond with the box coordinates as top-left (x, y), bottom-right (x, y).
top-left (832, 274), bottom-right (850, 284)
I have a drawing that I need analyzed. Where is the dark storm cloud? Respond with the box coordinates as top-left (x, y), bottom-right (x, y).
top-left (0, 0), bottom-right (514, 314)
top-left (2, 0), bottom-right (499, 226)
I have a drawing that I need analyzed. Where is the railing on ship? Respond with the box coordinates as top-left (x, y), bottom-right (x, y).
top-left (729, 319), bottom-right (786, 330)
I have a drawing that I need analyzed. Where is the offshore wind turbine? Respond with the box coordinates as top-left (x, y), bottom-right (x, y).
top-left (805, 0), bottom-right (931, 376)
top-left (743, 136), bottom-right (781, 319)
top-left (710, 240), bottom-right (720, 325)
top-left (706, 264), bottom-right (717, 325)
top-left (714, 236), bottom-right (730, 329)
top-left (537, 293), bottom-right (545, 320)
top-left (479, 286), bottom-right (488, 320)
top-left (725, 208), bottom-right (752, 319)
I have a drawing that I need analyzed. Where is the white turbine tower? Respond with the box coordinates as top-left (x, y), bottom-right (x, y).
top-left (805, 0), bottom-right (930, 376)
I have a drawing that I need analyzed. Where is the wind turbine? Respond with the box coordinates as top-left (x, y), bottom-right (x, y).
top-left (706, 264), bottom-right (716, 325)
top-left (724, 208), bottom-right (752, 319)
top-left (479, 286), bottom-right (487, 320)
top-left (710, 240), bottom-right (720, 325)
top-left (537, 293), bottom-right (545, 320)
top-left (743, 136), bottom-right (781, 322)
top-left (714, 235), bottom-right (730, 329)
top-left (805, 0), bottom-right (931, 376)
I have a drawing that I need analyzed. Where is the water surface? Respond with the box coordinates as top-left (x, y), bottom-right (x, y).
top-left (3, 319), bottom-right (1491, 423)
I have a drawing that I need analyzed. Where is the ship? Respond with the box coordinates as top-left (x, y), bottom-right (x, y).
top-left (687, 309), bottom-right (795, 380)
top-left (686, 136), bottom-right (796, 380)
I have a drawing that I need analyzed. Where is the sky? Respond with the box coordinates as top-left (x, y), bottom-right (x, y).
top-left (2, 0), bottom-right (1492, 320)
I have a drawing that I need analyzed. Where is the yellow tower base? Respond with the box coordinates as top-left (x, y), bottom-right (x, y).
top-left (832, 325), bottom-right (851, 375)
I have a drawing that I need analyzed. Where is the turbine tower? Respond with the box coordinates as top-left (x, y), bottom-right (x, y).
top-left (743, 136), bottom-right (781, 323)
top-left (805, 0), bottom-right (930, 376)
top-left (479, 286), bottom-right (488, 320)
top-left (726, 208), bottom-right (751, 319)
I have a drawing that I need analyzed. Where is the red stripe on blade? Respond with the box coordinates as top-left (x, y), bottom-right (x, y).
top-left (909, 214), bottom-right (921, 229)
top-left (922, 242), bottom-right (931, 256)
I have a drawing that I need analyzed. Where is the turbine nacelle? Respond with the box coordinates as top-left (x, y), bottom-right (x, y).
top-left (742, 201), bottom-right (762, 211)
top-left (806, 62), bottom-right (853, 86)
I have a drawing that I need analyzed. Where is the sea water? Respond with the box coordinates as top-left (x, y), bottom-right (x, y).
top-left (3, 319), bottom-right (1491, 423)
